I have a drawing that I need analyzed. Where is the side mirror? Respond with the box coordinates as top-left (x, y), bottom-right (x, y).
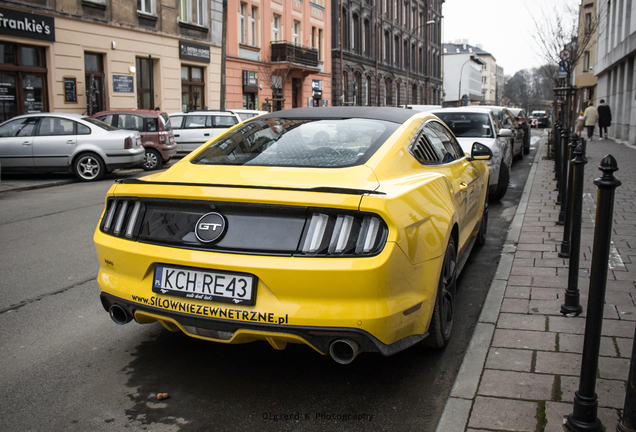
top-left (498, 128), bottom-right (513, 138)
top-left (469, 142), bottom-right (493, 161)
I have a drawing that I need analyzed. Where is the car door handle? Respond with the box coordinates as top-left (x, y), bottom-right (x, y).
top-left (459, 182), bottom-right (468, 190)
top-left (174, 134), bottom-right (180, 137)
top-left (204, 133), bottom-right (210, 136)
top-left (67, 140), bottom-right (75, 144)
top-left (22, 141), bottom-right (32, 146)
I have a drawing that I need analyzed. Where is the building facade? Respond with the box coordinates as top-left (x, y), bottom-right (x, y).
top-left (594, 0), bottom-right (635, 144)
top-left (442, 42), bottom-right (487, 106)
top-left (331, 0), bottom-right (443, 107)
top-left (475, 45), bottom-right (497, 105)
top-left (0, 0), bottom-right (222, 123)
top-left (573, 0), bottom-right (597, 113)
top-left (224, 0), bottom-right (331, 111)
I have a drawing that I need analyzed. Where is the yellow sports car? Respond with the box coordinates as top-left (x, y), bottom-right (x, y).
top-left (94, 107), bottom-right (491, 364)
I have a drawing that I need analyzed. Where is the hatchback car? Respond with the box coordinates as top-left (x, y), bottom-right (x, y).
top-left (432, 107), bottom-right (513, 200)
top-left (93, 109), bottom-right (177, 171)
top-left (508, 108), bottom-right (531, 154)
top-left (485, 106), bottom-right (525, 160)
top-left (168, 111), bottom-right (241, 155)
top-left (94, 107), bottom-right (492, 363)
top-left (0, 113), bottom-right (144, 181)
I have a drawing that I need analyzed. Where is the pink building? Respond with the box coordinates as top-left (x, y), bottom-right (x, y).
top-left (225, 0), bottom-right (331, 111)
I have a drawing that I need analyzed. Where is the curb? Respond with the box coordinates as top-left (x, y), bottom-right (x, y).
top-left (435, 135), bottom-right (545, 432)
top-left (0, 179), bottom-right (76, 194)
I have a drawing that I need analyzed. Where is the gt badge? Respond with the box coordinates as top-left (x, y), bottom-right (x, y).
top-left (195, 212), bottom-right (227, 243)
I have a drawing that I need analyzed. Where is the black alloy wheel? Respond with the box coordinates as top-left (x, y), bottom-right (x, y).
top-left (422, 237), bottom-right (457, 348)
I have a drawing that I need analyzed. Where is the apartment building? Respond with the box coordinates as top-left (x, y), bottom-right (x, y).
top-left (573, 0), bottom-right (597, 113)
top-left (224, 0), bottom-right (331, 111)
top-left (0, 0), bottom-right (222, 123)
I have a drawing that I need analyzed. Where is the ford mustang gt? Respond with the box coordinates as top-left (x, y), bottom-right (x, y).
top-left (94, 107), bottom-right (492, 364)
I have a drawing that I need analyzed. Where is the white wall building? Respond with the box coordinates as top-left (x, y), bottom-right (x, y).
top-left (594, 0), bottom-right (635, 143)
top-left (442, 42), bottom-right (487, 106)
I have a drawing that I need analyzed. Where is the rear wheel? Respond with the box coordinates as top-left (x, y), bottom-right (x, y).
top-left (143, 148), bottom-right (162, 171)
top-left (422, 237), bottom-right (457, 348)
top-left (490, 162), bottom-right (509, 201)
top-left (74, 153), bottom-right (104, 181)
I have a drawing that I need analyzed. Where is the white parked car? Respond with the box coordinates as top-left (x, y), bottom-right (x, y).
top-left (168, 111), bottom-right (241, 155)
top-left (227, 109), bottom-right (268, 121)
top-left (0, 113), bottom-right (144, 181)
top-left (431, 107), bottom-right (514, 200)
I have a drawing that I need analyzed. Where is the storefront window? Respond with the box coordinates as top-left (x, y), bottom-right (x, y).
top-left (181, 65), bottom-right (204, 111)
top-left (136, 57), bottom-right (153, 110)
top-left (0, 42), bottom-right (47, 122)
top-left (85, 52), bottom-right (105, 116)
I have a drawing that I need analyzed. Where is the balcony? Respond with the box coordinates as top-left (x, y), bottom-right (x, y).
top-left (270, 41), bottom-right (319, 68)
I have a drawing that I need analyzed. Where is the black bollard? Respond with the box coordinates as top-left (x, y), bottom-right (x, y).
top-left (566, 155), bottom-right (622, 432)
top-left (617, 324), bottom-right (636, 432)
top-left (555, 123), bottom-right (562, 183)
top-left (557, 129), bottom-right (569, 219)
top-left (560, 143), bottom-right (585, 316)
top-left (559, 134), bottom-right (581, 258)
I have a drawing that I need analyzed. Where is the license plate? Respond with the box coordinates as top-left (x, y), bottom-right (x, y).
top-left (152, 264), bottom-right (255, 305)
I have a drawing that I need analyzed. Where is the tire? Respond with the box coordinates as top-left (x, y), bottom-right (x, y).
top-left (422, 237), bottom-right (457, 348)
top-left (74, 153), bottom-right (105, 181)
top-left (490, 162), bottom-right (509, 201)
top-left (476, 198), bottom-right (488, 246)
top-left (143, 148), bottom-right (162, 171)
top-left (524, 131), bottom-right (530, 154)
top-left (514, 142), bottom-right (524, 161)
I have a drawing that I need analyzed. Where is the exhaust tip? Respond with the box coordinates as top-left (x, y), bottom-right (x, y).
top-left (329, 339), bottom-right (361, 364)
top-left (109, 304), bottom-right (132, 325)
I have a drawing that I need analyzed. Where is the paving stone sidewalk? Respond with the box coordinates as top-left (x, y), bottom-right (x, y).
top-left (437, 133), bottom-right (636, 432)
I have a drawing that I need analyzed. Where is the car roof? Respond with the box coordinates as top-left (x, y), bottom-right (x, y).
top-left (169, 111), bottom-right (238, 116)
top-left (93, 109), bottom-right (166, 116)
top-left (431, 107), bottom-right (494, 114)
top-left (7, 112), bottom-right (87, 120)
top-left (258, 107), bottom-right (418, 124)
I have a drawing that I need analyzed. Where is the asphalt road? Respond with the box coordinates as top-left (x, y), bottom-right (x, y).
top-left (0, 130), bottom-right (544, 432)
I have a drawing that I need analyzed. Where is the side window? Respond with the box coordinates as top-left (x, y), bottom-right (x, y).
top-left (434, 122), bottom-right (465, 158)
top-left (184, 115), bottom-right (208, 128)
top-left (95, 114), bottom-right (116, 127)
top-left (37, 118), bottom-right (75, 136)
top-left (119, 114), bottom-right (144, 132)
top-left (0, 117), bottom-right (38, 137)
top-left (77, 122), bottom-right (91, 135)
top-left (147, 117), bottom-right (158, 132)
top-left (214, 115), bottom-right (238, 127)
top-left (424, 122), bottom-right (461, 163)
top-left (170, 115), bottom-right (183, 129)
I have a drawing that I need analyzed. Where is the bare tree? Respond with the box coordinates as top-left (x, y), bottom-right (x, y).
top-left (257, 56), bottom-right (292, 111)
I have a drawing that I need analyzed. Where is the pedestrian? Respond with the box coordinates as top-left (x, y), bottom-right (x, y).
top-left (575, 111), bottom-right (585, 135)
top-left (597, 99), bottom-right (612, 139)
top-left (583, 101), bottom-right (598, 140)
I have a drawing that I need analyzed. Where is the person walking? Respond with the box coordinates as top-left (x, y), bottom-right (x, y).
top-left (583, 101), bottom-right (598, 140)
top-left (575, 111), bottom-right (585, 135)
top-left (597, 99), bottom-right (612, 139)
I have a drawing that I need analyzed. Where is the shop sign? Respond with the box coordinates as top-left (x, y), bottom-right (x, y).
top-left (113, 75), bottom-right (134, 93)
top-left (311, 80), bottom-right (323, 91)
top-left (242, 70), bottom-right (258, 93)
top-left (179, 41), bottom-right (210, 63)
top-left (63, 76), bottom-right (77, 103)
top-left (0, 7), bottom-right (55, 42)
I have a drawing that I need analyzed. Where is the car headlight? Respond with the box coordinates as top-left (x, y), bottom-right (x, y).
top-left (300, 211), bottom-right (387, 257)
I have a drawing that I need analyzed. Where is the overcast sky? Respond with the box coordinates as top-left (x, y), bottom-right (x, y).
top-left (442, 0), bottom-right (581, 76)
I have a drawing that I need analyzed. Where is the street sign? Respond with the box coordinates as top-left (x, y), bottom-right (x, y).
top-left (560, 49), bottom-right (571, 62)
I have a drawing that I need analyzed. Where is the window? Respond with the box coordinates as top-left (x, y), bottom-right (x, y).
top-left (584, 51), bottom-right (591, 71)
top-left (318, 29), bottom-right (323, 61)
top-left (585, 12), bottom-right (592, 33)
top-left (136, 57), bottom-right (153, 110)
top-left (272, 14), bottom-right (280, 42)
top-left (37, 117), bottom-right (75, 136)
top-left (85, 52), bottom-right (104, 116)
top-left (482, 76), bottom-right (487, 83)
top-left (293, 21), bottom-right (300, 45)
top-left (251, 7), bottom-right (258, 46)
top-left (311, 26), bottom-right (316, 48)
top-left (119, 114), bottom-right (144, 132)
top-left (180, 0), bottom-right (207, 27)
top-left (181, 66), bottom-right (204, 111)
top-left (0, 42), bottom-right (47, 122)
top-left (137, 0), bottom-right (154, 14)
top-left (240, 3), bottom-right (246, 44)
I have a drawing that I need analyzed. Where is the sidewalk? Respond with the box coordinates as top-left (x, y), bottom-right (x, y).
top-left (437, 133), bottom-right (636, 431)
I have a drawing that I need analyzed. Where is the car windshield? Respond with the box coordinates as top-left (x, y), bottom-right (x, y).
top-left (191, 118), bottom-right (397, 168)
top-left (434, 112), bottom-right (493, 138)
top-left (82, 117), bottom-right (119, 131)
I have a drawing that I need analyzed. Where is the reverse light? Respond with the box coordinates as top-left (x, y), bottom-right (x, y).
top-left (300, 211), bottom-right (387, 257)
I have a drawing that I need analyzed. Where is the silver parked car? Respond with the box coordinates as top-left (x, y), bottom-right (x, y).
top-left (0, 113), bottom-right (144, 181)
top-left (168, 111), bottom-right (241, 155)
top-left (431, 107), bottom-right (514, 200)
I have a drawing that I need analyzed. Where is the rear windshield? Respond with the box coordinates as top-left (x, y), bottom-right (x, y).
top-left (159, 113), bottom-right (172, 131)
top-left (434, 112), bottom-right (493, 138)
top-left (82, 117), bottom-right (119, 131)
top-left (191, 118), bottom-right (397, 168)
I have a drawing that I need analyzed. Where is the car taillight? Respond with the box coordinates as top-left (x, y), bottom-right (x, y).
top-left (159, 131), bottom-right (166, 143)
top-left (102, 198), bottom-right (144, 239)
top-left (300, 212), bottom-right (387, 256)
top-left (124, 137), bottom-right (133, 149)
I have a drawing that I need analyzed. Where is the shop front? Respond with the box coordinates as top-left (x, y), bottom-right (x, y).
top-left (242, 70), bottom-right (258, 110)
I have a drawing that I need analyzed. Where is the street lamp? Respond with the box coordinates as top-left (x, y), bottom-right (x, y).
top-left (457, 55), bottom-right (484, 106)
top-left (405, 19), bottom-right (436, 107)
